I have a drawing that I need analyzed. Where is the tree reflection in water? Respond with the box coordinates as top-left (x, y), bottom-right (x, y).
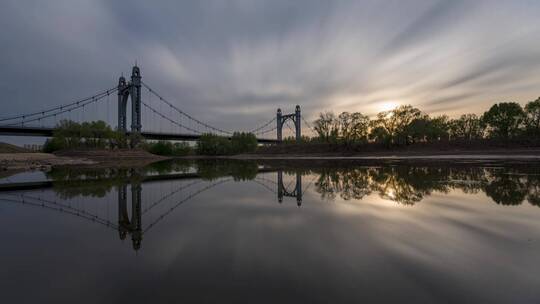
top-left (314, 166), bottom-right (540, 206)
top-left (43, 160), bottom-right (540, 207)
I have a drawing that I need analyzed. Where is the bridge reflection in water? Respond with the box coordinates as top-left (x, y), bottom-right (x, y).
top-left (2, 163), bottom-right (540, 252)
top-left (118, 183), bottom-right (142, 250)
top-left (0, 169), bottom-right (306, 251)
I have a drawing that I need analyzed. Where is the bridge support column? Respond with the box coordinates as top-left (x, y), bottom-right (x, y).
top-left (117, 77), bottom-right (128, 133)
top-left (276, 109), bottom-right (283, 142)
top-left (295, 105), bottom-right (301, 142)
top-left (130, 66), bottom-right (142, 134)
top-left (276, 106), bottom-right (301, 143)
top-left (117, 65), bottom-right (142, 137)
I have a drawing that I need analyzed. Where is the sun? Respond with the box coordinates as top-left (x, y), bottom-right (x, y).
top-left (378, 101), bottom-right (400, 112)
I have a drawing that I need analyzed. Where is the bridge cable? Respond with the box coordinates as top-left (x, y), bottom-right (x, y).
top-left (141, 81), bottom-right (232, 135)
top-left (0, 87), bottom-right (118, 123)
top-left (248, 117), bottom-right (276, 133)
top-left (302, 116), bottom-right (316, 135)
top-left (141, 101), bottom-right (202, 134)
top-left (143, 178), bottom-right (231, 234)
top-left (1, 88), bottom-right (118, 126)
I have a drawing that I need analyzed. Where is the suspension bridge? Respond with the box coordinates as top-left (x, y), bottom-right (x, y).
top-left (0, 66), bottom-right (316, 143)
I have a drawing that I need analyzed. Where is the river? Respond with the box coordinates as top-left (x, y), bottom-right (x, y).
top-left (1, 159), bottom-right (539, 303)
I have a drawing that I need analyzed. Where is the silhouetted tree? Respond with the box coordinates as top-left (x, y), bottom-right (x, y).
top-left (482, 102), bottom-right (525, 139)
top-left (524, 97), bottom-right (540, 137)
top-left (449, 114), bottom-right (485, 140)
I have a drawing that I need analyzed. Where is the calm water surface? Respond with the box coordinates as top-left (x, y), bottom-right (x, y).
top-left (1, 160), bottom-right (539, 303)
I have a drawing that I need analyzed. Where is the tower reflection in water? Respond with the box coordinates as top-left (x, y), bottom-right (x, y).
top-left (117, 183), bottom-right (142, 251)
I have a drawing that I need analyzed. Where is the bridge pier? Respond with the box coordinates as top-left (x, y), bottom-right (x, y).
top-left (117, 66), bottom-right (142, 135)
top-left (276, 106), bottom-right (301, 143)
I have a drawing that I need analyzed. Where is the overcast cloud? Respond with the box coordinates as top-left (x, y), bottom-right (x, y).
top-left (1, 0), bottom-right (540, 134)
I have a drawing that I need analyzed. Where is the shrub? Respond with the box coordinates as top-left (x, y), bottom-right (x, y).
top-left (43, 137), bottom-right (65, 153)
top-left (196, 134), bottom-right (232, 155)
top-left (230, 132), bottom-right (257, 154)
top-left (147, 141), bottom-right (174, 155)
top-left (145, 141), bottom-right (193, 156)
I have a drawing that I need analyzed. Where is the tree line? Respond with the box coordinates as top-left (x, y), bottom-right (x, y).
top-left (43, 120), bottom-right (132, 152)
top-left (43, 119), bottom-right (258, 156)
top-left (312, 98), bottom-right (540, 145)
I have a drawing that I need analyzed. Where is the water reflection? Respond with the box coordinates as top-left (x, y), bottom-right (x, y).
top-left (2, 161), bottom-right (540, 303)
top-left (1, 161), bottom-right (539, 253)
top-left (118, 183), bottom-right (142, 250)
top-left (313, 166), bottom-right (540, 206)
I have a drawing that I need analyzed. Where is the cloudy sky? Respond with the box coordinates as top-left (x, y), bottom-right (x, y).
top-left (1, 0), bottom-right (540, 134)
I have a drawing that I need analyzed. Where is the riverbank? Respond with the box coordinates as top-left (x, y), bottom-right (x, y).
top-left (0, 149), bottom-right (167, 172)
top-left (236, 148), bottom-right (540, 160)
top-left (2, 147), bottom-right (539, 175)
top-left (0, 153), bottom-right (94, 172)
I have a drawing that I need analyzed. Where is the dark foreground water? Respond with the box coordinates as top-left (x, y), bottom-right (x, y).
top-left (1, 160), bottom-right (539, 303)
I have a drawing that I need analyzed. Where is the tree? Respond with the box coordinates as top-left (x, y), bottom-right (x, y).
top-left (428, 115), bottom-right (450, 142)
top-left (369, 126), bottom-right (391, 145)
top-left (230, 132), bottom-right (257, 154)
top-left (313, 112), bottom-right (339, 143)
top-left (348, 112), bottom-right (370, 143)
top-left (371, 105), bottom-right (422, 145)
top-left (196, 134), bottom-right (232, 155)
top-left (338, 112), bottom-right (354, 144)
top-left (525, 97), bottom-right (540, 136)
top-left (482, 102), bottom-right (525, 139)
top-left (405, 116), bottom-right (431, 143)
top-left (449, 114), bottom-right (485, 141)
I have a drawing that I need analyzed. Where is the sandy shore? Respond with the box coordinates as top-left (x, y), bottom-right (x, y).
top-left (0, 153), bottom-right (95, 171)
top-left (0, 149), bottom-right (167, 172)
top-left (233, 154), bottom-right (540, 160)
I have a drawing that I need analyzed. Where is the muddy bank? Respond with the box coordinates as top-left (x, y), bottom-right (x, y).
top-left (0, 149), bottom-right (167, 173)
top-left (0, 153), bottom-right (94, 172)
top-left (54, 149), bottom-right (168, 168)
top-left (235, 147), bottom-right (540, 159)
top-left (228, 150), bottom-right (540, 166)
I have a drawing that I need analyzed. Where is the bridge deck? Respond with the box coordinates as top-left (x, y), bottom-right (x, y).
top-left (0, 126), bottom-right (278, 143)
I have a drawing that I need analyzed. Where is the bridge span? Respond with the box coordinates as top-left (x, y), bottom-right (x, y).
top-left (0, 66), bottom-right (315, 143)
top-left (0, 126), bottom-right (279, 144)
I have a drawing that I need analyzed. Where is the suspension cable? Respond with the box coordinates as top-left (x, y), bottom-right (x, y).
top-left (248, 117), bottom-right (276, 133)
top-left (302, 116), bottom-right (315, 133)
top-left (1, 88), bottom-right (118, 126)
top-left (0, 87), bottom-right (118, 122)
top-left (141, 81), bottom-right (232, 135)
top-left (141, 101), bottom-right (202, 134)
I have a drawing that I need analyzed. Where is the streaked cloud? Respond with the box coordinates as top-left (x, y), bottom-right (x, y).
top-left (1, 0), bottom-right (540, 134)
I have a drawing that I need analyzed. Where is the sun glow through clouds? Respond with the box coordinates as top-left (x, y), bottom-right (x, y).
top-left (378, 101), bottom-right (400, 113)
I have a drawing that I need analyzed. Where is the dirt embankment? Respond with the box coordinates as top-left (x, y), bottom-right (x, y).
top-left (0, 142), bottom-right (30, 153)
top-left (54, 149), bottom-right (168, 168)
top-left (0, 149), bottom-right (167, 172)
top-left (0, 153), bottom-right (94, 172)
top-left (253, 141), bottom-right (540, 158)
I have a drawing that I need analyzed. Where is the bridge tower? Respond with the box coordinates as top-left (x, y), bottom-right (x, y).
top-left (277, 170), bottom-right (303, 206)
top-left (117, 66), bottom-right (142, 134)
top-left (276, 105), bottom-right (301, 142)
